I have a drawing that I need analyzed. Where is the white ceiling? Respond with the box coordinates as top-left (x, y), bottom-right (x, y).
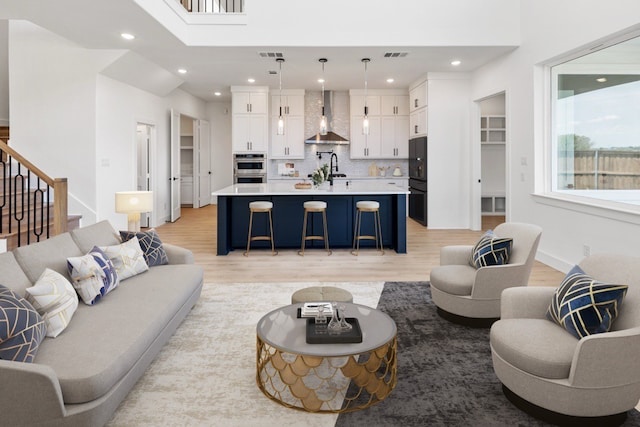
top-left (0, 0), bottom-right (518, 101)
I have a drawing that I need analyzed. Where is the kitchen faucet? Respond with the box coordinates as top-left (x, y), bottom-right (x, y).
top-left (317, 150), bottom-right (339, 186)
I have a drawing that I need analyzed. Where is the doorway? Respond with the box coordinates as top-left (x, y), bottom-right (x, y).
top-left (136, 122), bottom-right (155, 228)
top-left (478, 93), bottom-right (506, 230)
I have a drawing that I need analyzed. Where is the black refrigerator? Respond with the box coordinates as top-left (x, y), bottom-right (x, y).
top-left (408, 137), bottom-right (427, 226)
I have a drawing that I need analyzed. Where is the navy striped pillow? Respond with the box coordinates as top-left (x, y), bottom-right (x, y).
top-left (469, 230), bottom-right (513, 268)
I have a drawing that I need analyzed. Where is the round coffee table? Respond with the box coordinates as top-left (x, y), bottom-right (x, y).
top-left (256, 302), bottom-right (397, 413)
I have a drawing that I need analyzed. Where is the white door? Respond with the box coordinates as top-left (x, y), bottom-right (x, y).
top-left (136, 123), bottom-right (151, 227)
top-left (170, 109), bottom-right (181, 222)
top-left (196, 119), bottom-right (211, 208)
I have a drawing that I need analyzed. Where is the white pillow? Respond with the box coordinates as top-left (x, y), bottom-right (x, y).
top-left (100, 237), bottom-right (149, 281)
top-left (25, 269), bottom-right (79, 338)
top-left (67, 247), bottom-right (119, 305)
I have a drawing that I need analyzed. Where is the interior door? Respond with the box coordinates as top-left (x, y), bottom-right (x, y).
top-left (197, 119), bottom-right (211, 208)
top-left (136, 124), bottom-right (151, 227)
top-left (170, 109), bottom-right (181, 222)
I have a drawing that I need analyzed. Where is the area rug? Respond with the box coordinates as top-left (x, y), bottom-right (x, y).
top-left (336, 282), bottom-right (640, 427)
top-left (107, 281), bottom-right (384, 427)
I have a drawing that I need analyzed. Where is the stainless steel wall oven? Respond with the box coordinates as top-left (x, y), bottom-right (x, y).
top-left (234, 153), bottom-right (267, 183)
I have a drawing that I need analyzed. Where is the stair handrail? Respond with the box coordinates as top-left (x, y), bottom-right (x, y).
top-left (0, 139), bottom-right (69, 240)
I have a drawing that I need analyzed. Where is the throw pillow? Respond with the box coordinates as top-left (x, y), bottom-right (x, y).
top-left (546, 265), bottom-right (628, 339)
top-left (119, 229), bottom-right (169, 267)
top-left (67, 247), bottom-right (120, 305)
top-left (0, 284), bottom-right (47, 363)
top-left (100, 237), bottom-right (149, 281)
top-left (469, 230), bottom-right (513, 268)
top-left (25, 269), bottom-right (79, 338)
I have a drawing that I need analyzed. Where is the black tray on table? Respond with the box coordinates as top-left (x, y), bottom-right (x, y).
top-left (305, 317), bottom-right (363, 344)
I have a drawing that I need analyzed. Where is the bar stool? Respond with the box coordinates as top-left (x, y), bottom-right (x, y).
top-left (352, 200), bottom-right (384, 256)
top-left (244, 201), bottom-right (277, 256)
top-left (298, 201), bottom-right (331, 256)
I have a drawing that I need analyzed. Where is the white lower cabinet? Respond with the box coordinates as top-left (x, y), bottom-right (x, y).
top-left (270, 115), bottom-right (305, 159)
top-left (380, 116), bottom-right (409, 158)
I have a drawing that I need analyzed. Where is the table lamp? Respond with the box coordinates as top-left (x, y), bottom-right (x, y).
top-left (115, 191), bottom-right (153, 231)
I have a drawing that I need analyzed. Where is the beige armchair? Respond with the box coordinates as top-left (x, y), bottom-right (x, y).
top-left (490, 254), bottom-right (640, 424)
top-left (429, 222), bottom-right (542, 327)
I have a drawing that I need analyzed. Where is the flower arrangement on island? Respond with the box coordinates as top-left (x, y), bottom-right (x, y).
top-left (311, 163), bottom-right (330, 187)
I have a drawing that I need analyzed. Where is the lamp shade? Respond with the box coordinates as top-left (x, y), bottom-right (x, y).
top-left (115, 191), bottom-right (153, 213)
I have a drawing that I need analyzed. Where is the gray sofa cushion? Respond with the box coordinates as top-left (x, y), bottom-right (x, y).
top-left (490, 318), bottom-right (578, 379)
top-left (13, 233), bottom-right (83, 284)
top-left (70, 220), bottom-right (121, 253)
top-left (33, 264), bottom-right (203, 404)
top-left (0, 252), bottom-right (33, 297)
top-left (429, 265), bottom-right (476, 296)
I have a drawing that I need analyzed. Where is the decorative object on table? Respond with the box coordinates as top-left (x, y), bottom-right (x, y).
top-left (306, 316), bottom-right (362, 344)
top-left (328, 301), bottom-right (341, 331)
top-left (300, 302), bottom-right (333, 317)
top-left (115, 191), bottom-right (153, 232)
top-left (392, 165), bottom-right (402, 176)
top-left (368, 162), bottom-right (378, 177)
top-left (378, 166), bottom-right (390, 176)
top-left (311, 163), bottom-right (329, 187)
top-left (338, 304), bottom-right (353, 331)
top-left (315, 305), bottom-right (327, 324)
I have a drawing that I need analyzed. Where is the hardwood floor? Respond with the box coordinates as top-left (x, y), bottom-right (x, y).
top-left (155, 205), bottom-right (564, 286)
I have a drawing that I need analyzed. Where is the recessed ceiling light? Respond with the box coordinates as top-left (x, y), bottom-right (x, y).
top-left (451, 60), bottom-right (462, 66)
top-left (214, 92), bottom-right (222, 96)
top-left (318, 78), bottom-right (325, 83)
top-left (386, 78), bottom-right (395, 83)
top-left (247, 78), bottom-right (256, 83)
top-left (597, 77), bottom-right (607, 83)
top-left (178, 68), bottom-right (187, 74)
top-left (120, 33), bottom-right (135, 40)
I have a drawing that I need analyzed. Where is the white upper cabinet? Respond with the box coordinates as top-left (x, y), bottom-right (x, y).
top-left (270, 90), bottom-right (305, 159)
top-left (349, 95), bottom-right (381, 117)
top-left (231, 86), bottom-right (269, 152)
top-left (381, 95), bottom-right (409, 116)
top-left (409, 81), bottom-right (428, 112)
top-left (271, 92), bottom-right (305, 116)
top-left (232, 91), bottom-right (268, 115)
top-left (350, 116), bottom-right (381, 159)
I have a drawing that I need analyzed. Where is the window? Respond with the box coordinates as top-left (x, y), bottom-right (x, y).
top-left (551, 35), bottom-right (640, 205)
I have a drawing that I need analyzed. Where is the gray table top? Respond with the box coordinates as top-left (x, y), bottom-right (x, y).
top-left (256, 302), bottom-right (397, 357)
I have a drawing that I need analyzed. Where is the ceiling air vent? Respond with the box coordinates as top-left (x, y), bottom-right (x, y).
top-left (383, 52), bottom-right (409, 58)
top-left (259, 52), bottom-right (284, 58)
top-left (268, 70), bottom-right (278, 75)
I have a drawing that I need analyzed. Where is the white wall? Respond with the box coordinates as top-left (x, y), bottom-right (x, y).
top-left (206, 101), bottom-right (232, 202)
top-left (427, 73), bottom-right (471, 229)
top-left (9, 20), bottom-right (207, 230)
top-left (140, 0), bottom-right (520, 47)
top-left (0, 20), bottom-right (8, 127)
top-left (471, 0), bottom-right (640, 271)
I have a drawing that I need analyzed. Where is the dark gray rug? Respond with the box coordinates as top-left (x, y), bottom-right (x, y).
top-left (335, 281), bottom-right (640, 427)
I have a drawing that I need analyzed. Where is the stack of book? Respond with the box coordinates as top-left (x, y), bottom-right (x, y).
top-left (300, 302), bottom-right (333, 317)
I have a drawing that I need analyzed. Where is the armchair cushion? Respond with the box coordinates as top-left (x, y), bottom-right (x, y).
top-left (491, 318), bottom-right (578, 379)
top-left (469, 230), bottom-right (513, 269)
top-left (429, 265), bottom-right (477, 296)
top-left (546, 265), bottom-right (628, 339)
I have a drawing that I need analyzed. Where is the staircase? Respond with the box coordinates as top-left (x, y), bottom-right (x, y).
top-left (1, 139), bottom-right (80, 251)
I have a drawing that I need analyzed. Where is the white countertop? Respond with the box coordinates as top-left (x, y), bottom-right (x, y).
top-left (213, 181), bottom-right (409, 196)
top-left (269, 175), bottom-right (408, 181)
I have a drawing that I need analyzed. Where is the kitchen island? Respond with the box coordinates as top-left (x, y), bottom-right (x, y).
top-left (213, 181), bottom-right (408, 255)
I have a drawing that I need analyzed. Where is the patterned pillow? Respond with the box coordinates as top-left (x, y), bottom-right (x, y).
top-left (67, 247), bottom-right (120, 305)
top-left (469, 230), bottom-right (513, 268)
top-left (100, 237), bottom-right (149, 281)
top-left (119, 229), bottom-right (169, 267)
top-left (25, 269), bottom-right (79, 338)
top-left (0, 285), bottom-right (47, 362)
top-left (546, 265), bottom-right (628, 339)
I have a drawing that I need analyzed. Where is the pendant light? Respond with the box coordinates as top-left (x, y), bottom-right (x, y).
top-left (319, 58), bottom-right (328, 135)
top-left (362, 58), bottom-right (371, 135)
top-left (276, 58), bottom-right (285, 135)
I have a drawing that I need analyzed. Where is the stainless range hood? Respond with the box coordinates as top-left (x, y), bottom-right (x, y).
top-left (305, 91), bottom-right (349, 145)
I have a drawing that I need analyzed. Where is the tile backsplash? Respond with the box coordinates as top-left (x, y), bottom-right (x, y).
top-left (268, 90), bottom-right (408, 179)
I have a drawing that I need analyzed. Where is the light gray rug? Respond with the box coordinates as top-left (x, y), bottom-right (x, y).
top-left (107, 281), bottom-right (385, 427)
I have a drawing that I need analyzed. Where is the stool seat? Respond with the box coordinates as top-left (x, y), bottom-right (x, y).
top-left (356, 200), bottom-right (380, 210)
top-left (250, 201), bottom-right (273, 211)
top-left (291, 286), bottom-right (353, 304)
top-left (303, 201), bottom-right (327, 210)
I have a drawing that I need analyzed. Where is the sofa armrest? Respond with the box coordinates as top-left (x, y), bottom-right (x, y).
top-left (0, 360), bottom-right (66, 424)
top-left (499, 286), bottom-right (556, 319)
top-left (440, 245), bottom-right (473, 266)
top-left (163, 243), bottom-right (195, 265)
top-left (570, 327), bottom-right (640, 388)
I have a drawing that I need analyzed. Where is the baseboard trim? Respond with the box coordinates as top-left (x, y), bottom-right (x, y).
top-left (435, 307), bottom-right (498, 328)
top-left (502, 384), bottom-right (627, 427)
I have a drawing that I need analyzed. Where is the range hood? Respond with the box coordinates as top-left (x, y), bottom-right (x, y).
top-left (305, 91), bottom-right (349, 145)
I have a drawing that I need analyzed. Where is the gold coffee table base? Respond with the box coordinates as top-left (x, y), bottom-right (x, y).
top-left (256, 336), bottom-right (398, 413)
